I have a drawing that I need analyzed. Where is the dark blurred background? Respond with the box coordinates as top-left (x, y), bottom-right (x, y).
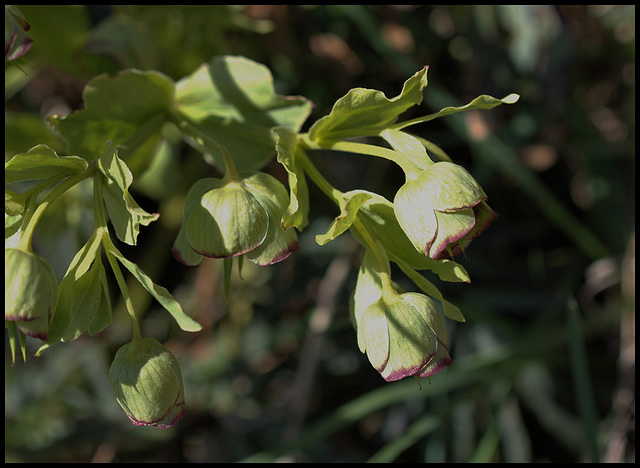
top-left (5, 5), bottom-right (634, 462)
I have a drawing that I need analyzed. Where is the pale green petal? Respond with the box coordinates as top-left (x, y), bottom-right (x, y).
top-left (352, 250), bottom-right (384, 346)
top-left (360, 301), bottom-right (390, 372)
top-left (382, 295), bottom-right (437, 381)
top-left (243, 172), bottom-right (299, 265)
top-left (421, 162), bottom-right (486, 211)
top-left (394, 181), bottom-right (437, 255)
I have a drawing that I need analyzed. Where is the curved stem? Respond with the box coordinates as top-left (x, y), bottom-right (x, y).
top-left (296, 142), bottom-right (396, 296)
top-left (351, 217), bottom-right (396, 297)
top-left (390, 113), bottom-right (442, 131)
top-left (296, 147), bottom-right (344, 206)
top-left (299, 134), bottom-right (419, 177)
top-left (94, 174), bottom-right (142, 342)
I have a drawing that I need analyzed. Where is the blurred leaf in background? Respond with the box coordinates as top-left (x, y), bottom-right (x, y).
top-left (5, 5), bottom-right (634, 463)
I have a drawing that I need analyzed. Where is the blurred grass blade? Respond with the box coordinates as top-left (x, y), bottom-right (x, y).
top-left (368, 414), bottom-right (441, 462)
top-left (469, 416), bottom-right (500, 462)
top-left (567, 297), bottom-right (601, 462)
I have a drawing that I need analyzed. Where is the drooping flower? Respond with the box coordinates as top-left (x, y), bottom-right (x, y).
top-left (394, 161), bottom-right (497, 259)
top-left (357, 290), bottom-right (452, 381)
top-left (109, 337), bottom-right (185, 428)
top-left (5, 247), bottom-right (57, 340)
top-left (172, 171), bottom-right (298, 266)
top-left (352, 250), bottom-right (451, 381)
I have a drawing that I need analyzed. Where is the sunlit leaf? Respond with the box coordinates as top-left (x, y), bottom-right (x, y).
top-left (49, 69), bottom-right (174, 176)
top-left (308, 66), bottom-right (428, 142)
top-left (316, 192), bottom-right (372, 246)
top-left (174, 55), bottom-right (313, 171)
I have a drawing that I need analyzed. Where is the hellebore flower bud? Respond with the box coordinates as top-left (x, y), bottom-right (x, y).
top-left (173, 171), bottom-right (298, 266)
top-left (109, 337), bottom-right (185, 428)
top-left (5, 248), bottom-right (57, 340)
top-left (357, 291), bottom-right (452, 382)
top-left (394, 162), bottom-right (497, 259)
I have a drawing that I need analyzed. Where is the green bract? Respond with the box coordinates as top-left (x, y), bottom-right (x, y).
top-left (173, 171), bottom-right (298, 266)
top-left (394, 162), bottom-right (498, 259)
top-left (109, 337), bottom-right (185, 428)
top-left (4, 248), bottom-right (57, 340)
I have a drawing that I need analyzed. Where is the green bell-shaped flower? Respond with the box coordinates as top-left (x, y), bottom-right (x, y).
top-left (394, 161), bottom-right (498, 259)
top-left (357, 290), bottom-right (452, 382)
top-left (5, 248), bottom-right (57, 340)
top-left (173, 171), bottom-right (298, 266)
top-left (109, 337), bottom-right (185, 428)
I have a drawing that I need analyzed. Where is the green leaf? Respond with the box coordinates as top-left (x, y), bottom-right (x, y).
top-left (397, 93), bottom-right (520, 129)
top-left (48, 69), bottom-right (174, 177)
top-left (308, 66), bottom-right (428, 142)
top-left (316, 192), bottom-right (372, 246)
top-left (37, 230), bottom-right (105, 353)
top-left (347, 190), bottom-right (470, 283)
top-left (88, 255), bottom-right (112, 336)
top-left (98, 141), bottom-right (159, 246)
top-left (174, 55), bottom-right (313, 171)
top-left (62, 253), bottom-right (109, 341)
top-left (273, 127), bottom-right (309, 230)
top-left (108, 250), bottom-right (202, 332)
top-left (5, 144), bottom-right (88, 183)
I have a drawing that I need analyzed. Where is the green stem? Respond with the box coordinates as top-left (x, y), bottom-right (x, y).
top-left (94, 174), bottom-right (143, 342)
top-left (297, 143), bottom-right (395, 296)
top-left (351, 217), bottom-right (395, 297)
top-left (390, 112), bottom-right (443, 130)
top-left (296, 147), bottom-right (345, 205)
top-left (298, 134), bottom-right (419, 177)
top-left (16, 160), bottom-right (98, 252)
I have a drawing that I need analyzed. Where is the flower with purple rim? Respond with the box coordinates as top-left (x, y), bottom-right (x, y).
top-left (357, 290), bottom-right (452, 382)
top-left (5, 248), bottom-right (57, 341)
top-left (172, 171), bottom-right (298, 266)
top-left (394, 161), bottom-right (497, 259)
top-left (109, 337), bottom-right (186, 428)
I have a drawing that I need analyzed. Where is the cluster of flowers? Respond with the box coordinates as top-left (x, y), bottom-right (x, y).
top-left (6, 46), bottom-right (504, 427)
top-left (171, 158), bottom-right (496, 382)
top-left (6, 152), bottom-right (494, 426)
